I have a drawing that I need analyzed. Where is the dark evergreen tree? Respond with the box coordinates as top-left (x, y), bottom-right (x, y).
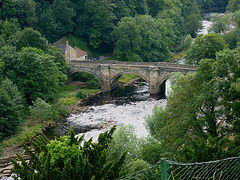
top-left (0, 78), bottom-right (23, 141)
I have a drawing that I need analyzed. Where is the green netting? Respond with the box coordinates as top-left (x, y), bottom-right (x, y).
top-left (117, 157), bottom-right (240, 180)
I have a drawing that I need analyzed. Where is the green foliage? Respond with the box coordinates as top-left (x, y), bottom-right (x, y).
top-left (29, 98), bottom-right (55, 122)
top-left (126, 159), bottom-right (150, 174)
top-left (179, 34), bottom-right (192, 51)
top-left (145, 47), bottom-right (240, 159)
top-left (0, 46), bottom-right (67, 104)
top-left (8, 27), bottom-right (48, 52)
top-left (47, 45), bottom-right (70, 74)
top-left (36, 0), bottom-right (75, 42)
top-left (168, 72), bottom-right (184, 86)
top-left (209, 13), bottom-right (232, 34)
top-left (0, 0), bottom-right (36, 28)
top-left (185, 33), bottom-right (227, 64)
top-left (232, 10), bottom-right (240, 28)
top-left (72, 72), bottom-right (99, 85)
top-left (145, 106), bottom-right (166, 137)
top-left (112, 15), bottom-right (171, 62)
top-left (10, 126), bottom-right (127, 179)
top-left (223, 28), bottom-right (240, 49)
top-left (139, 136), bottom-right (163, 164)
top-left (213, 48), bottom-right (240, 133)
top-left (76, 90), bottom-right (88, 99)
top-left (108, 124), bottom-right (142, 174)
top-left (175, 135), bottom-right (240, 162)
top-left (196, 0), bottom-right (214, 9)
top-left (0, 59), bottom-right (4, 81)
top-left (85, 0), bottom-right (116, 48)
top-left (181, 0), bottom-right (202, 37)
top-left (0, 18), bottom-right (21, 41)
top-left (0, 35), bottom-right (5, 47)
top-left (0, 78), bottom-right (23, 141)
top-left (227, 0), bottom-right (240, 12)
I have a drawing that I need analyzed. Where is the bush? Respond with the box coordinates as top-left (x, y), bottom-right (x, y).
top-left (29, 98), bottom-right (54, 121)
top-left (125, 159), bottom-right (150, 174)
top-left (10, 126), bottom-right (127, 179)
top-left (76, 90), bottom-right (88, 99)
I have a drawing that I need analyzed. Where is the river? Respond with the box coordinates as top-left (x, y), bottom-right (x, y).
top-left (45, 81), bottom-right (168, 141)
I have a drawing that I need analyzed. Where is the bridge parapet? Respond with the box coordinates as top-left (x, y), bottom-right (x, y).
top-left (69, 60), bottom-right (198, 70)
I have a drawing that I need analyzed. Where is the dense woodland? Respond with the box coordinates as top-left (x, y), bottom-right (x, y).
top-left (1, 0), bottom-right (240, 179)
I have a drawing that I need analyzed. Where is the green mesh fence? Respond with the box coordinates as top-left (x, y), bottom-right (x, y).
top-left (117, 157), bottom-right (240, 180)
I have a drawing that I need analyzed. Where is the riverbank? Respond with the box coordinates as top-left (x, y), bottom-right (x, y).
top-left (0, 75), bottom-right (139, 160)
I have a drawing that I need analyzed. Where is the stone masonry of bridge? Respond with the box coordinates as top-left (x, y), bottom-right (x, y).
top-left (68, 60), bottom-right (198, 94)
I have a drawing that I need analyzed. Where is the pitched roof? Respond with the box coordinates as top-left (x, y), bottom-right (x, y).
top-left (51, 39), bottom-right (88, 57)
top-left (51, 39), bottom-right (67, 54)
top-left (76, 47), bottom-right (88, 57)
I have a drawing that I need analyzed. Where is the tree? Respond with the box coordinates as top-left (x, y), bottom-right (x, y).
top-left (0, 78), bottom-right (23, 141)
top-left (50, 0), bottom-right (75, 40)
top-left (15, 0), bottom-right (36, 28)
top-left (29, 98), bottom-right (54, 121)
top-left (223, 11), bottom-right (240, 49)
top-left (209, 13), bottom-right (232, 35)
top-left (156, 1), bottom-right (186, 47)
top-left (112, 15), bottom-right (171, 62)
top-left (0, 36), bottom-right (5, 50)
top-left (185, 33), bottom-right (227, 64)
top-left (0, 0), bottom-right (17, 21)
top-left (145, 48), bottom-right (240, 158)
top-left (179, 34), bottom-right (192, 51)
top-left (232, 10), bottom-right (240, 28)
top-left (0, 46), bottom-right (67, 104)
top-left (10, 126), bottom-right (127, 179)
top-left (0, 58), bottom-right (3, 81)
top-left (108, 125), bottom-right (140, 168)
top-left (146, 0), bottom-right (168, 17)
top-left (227, 0), bottom-right (240, 12)
top-left (175, 135), bottom-right (240, 163)
top-left (85, 0), bottom-right (116, 48)
top-left (196, 0), bottom-right (214, 9)
top-left (213, 47), bottom-right (240, 135)
top-left (8, 28), bottom-right (48, 52)
top-left (180, 0), bottom-right (202, 37)
top-left (0, 18), bottom-right (21, 41)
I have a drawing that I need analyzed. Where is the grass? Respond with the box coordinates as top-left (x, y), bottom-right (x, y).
top-left (0, 118), bottom-right (52, 157)
top-left (119, 73), bottom-right (139, 84)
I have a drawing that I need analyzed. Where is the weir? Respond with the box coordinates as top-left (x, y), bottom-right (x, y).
top-left (68, 60), bottom-right (198, 94)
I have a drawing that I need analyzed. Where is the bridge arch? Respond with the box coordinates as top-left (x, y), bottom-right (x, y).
top-left (110, 72), bottom-right (150, 90)
top-left (69, 70), bottom-right (101, 84)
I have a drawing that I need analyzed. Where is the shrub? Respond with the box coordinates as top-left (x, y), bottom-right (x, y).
top-left (29, 98), bottom-right (54, 121)
top-left (76, 90), bottom-right (88, 99)
top-left (10, 126), bottom-right (127, 179)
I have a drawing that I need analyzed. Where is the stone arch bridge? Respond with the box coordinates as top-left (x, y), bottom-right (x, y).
top-left (68, 60), bottom-right (198, 94)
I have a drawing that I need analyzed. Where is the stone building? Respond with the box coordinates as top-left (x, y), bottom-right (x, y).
top-left (51, 40), bottom-right (88, 63)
